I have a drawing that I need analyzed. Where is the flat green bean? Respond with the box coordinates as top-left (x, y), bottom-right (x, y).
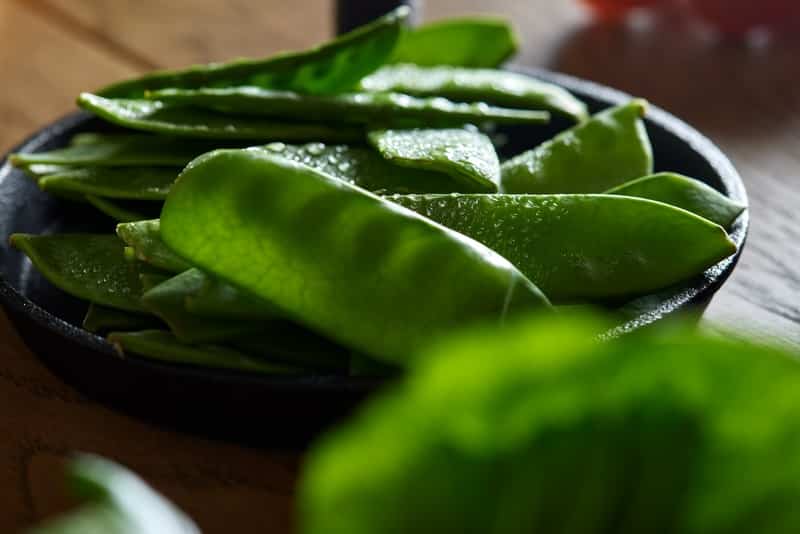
top-left (97, 7), bottom-right (409, 98)
top-left (12, 134), bottom-right (228, 167)
top-left (79, 94), bottom-right (365, 141)
top-left (390, 17), bottom-right (517, 68)
top-left (368, 128), bottom-right (500, 193)
top-left (39, 167), bottom-right (178, 200)
top-left (141, 269), bottom-right (263, 343)
top-left (501, 100), bottom-right (652, 193)
top-left (361, 64), bottom-right (588, 122)
top-left (148, 88), bottom-right (550, 126)
top-left (83, 303), bottom-right (162, 333)
top-left (109, 330), bottom-right (298, 375)
top-left (160, 149), bottom-right (550, 365)
top-left (86, 196), bottom-right (161, 222)
top-left (389, 194), bottom-right (736, 301)
top-left (253, 143), bottom-right (459, 193)
top-left (10, 233), bottom-right (145, 312)
top-left (606, 172), bottom-right (746, 229)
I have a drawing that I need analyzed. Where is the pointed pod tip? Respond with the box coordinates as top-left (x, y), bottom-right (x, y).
top-left (630, 98), bottom-right (649, 117)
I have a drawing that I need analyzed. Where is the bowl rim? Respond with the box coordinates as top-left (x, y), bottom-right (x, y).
top-left (0, 67), bottom-right (749, 391)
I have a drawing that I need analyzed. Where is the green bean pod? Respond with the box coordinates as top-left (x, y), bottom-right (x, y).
top-left (39, 167), bottom-right (178, 200)
top-left (361, 64), bottom-right (588, 122)
top-left (388, 193), bottom-right (736, 301)
top-left (368, 128), bottom-right (501, 192)
top-left (96, 7), bottom-right (409, 98)
top-left (390, 17), bottom-right (518, 68)
top-left (606, 172), bottom-right (746, 229)
top-left (109, 330), bottom-right (298, 375)
top-left (10, 234), bottom-right (146, 312)
top-left (141, 269), bottom-right (263, 344)
top-left (160, 149), bottom-right (550, 365)
top-left (501, 100), bottom-right (652, 193)
top-left (12, 134), bottom-right (230, 168)
top-left (78, 94), bottom-right (365, 141)
top-left (147, 88), bottom-right (550, 126)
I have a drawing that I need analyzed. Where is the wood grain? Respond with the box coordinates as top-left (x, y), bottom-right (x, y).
top-left (1, 0), bottom-right (799, 532)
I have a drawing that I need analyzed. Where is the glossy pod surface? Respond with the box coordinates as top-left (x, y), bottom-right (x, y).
top-left (140, 269), bottom-right (264, 344)
top-left (11, 134), bottom-right (228, 167)
top-left (160, 149), bottom-right (550, 365)
top-left (39, 167), bottom-right (177, 200)
top-left (97, 7), bottom-right (409, 98)
top-left (501, 100), bottom-right (652, 193)
top-left (254, 143), bottom-right (460, 193)
top-left (78, 94), bottom-right (365, 141)
top-left (389, 17), bottom-right (518, 67)
top-left (607, 172), bottom-right (746, 229)
top-left (9, 234), bottom-right (145, 312)
top-left (361, 64), bottom-right (588, 122)
top-left (368, 128), bottom-right (500, 192)
top-left (389, 194), bottom-right (736, 301)
top-left (148, 88), bottom-right (550, 126)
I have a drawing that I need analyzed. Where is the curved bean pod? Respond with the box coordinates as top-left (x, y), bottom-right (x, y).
top-left (9, 233), bottom-right (145, 312)
top-left (97, 7), bottom-right (409, 98)
top-left (39, 167), bottom-right (178, 200)
top-left (388, 193), bottom-right (736, 301)
top-left (78, 94), bottom-right (365, 141)
top-left (147, 88), bottom-right (550, 126)
top-left (390, 17), bottom-right (518, 67)
top-left (368, 128), bottom-right (501, 193)
top-left (109, 330), bottom-right (298, 375)
top-left (160, 149), bottom-right (550, 365)
top-left (361, 64), bottom-right (588, 122)
top-left (501, 100), bottom-right (652, 193)
top-left (606, 172), bottom-right (746, 229)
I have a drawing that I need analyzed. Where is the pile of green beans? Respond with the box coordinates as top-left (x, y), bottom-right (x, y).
top-left (10, 7), bottom-right (744, 372)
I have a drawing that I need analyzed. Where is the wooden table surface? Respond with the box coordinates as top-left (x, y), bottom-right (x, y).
top-left (1, 0), bottom-right (798, 531)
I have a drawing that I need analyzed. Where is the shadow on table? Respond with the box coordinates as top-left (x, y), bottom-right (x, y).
top-left (547, 14), bottom-right (800, 139)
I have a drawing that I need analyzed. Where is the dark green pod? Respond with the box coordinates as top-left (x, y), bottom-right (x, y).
top-left (361, 64), bottom-right (588, 122)
top-left (96, 7), bottom-right (409, 98)
top-left (10, 233), bottom-right (145, 312)
top-left (160, 149), bottom-right (550, 365)
top-left (141, 269), bottom-right (263, 344)
top-left (252, 143), bottom-right (460, 193)
top-left (86, 196), bottom-right (161, 222)
top-left (83, 303), bottom-right (162, 333)
top-left (78, 94), bottom-right (365, 141)
top-left (606, 172), bottom-right (746, 229)
top-left (108, 330), bottom-right (298, 375)
top-left (390, 17), bottom-right (518, 68)
top-left (368, 129), bottom-right (501, 192)
top-left (389, 193), bottom-right (736, 301)
top-left (11, 134), bottom-right (229, 168)
top-left (39, 167), bottom-right (178, 200)
top-left (501, 100), bottom-right (652, 193)
top-left (148, 88), bottom-right (550, 126)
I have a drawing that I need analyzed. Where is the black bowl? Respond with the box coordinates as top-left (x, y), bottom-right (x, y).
top-left (0, 69), bottom-right (748, 445)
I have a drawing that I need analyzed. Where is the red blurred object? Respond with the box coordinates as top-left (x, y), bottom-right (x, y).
top-left (688, 0), bottom-right (800, 35)
top-left (581, 0), bottom-right (666, 20)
